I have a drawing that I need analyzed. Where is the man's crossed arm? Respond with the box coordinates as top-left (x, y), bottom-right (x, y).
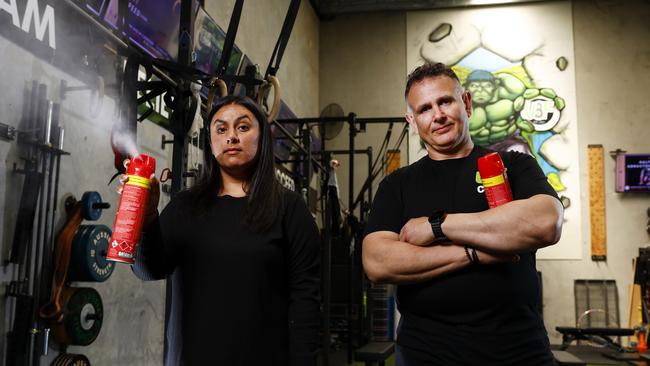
top-left (362, 194), bottom-right (563, 284)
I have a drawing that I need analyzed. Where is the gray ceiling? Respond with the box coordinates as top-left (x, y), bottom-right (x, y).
top-left (308, 0), bottom-right (549, 18)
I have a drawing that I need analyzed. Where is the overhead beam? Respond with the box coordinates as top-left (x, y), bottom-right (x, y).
top-left (312, 0), bottom-right (548, 17)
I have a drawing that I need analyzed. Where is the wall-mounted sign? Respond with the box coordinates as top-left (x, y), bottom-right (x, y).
top-left (1, 0), bottom-right (56, 49)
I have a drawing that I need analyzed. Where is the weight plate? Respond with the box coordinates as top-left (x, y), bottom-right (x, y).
top-left (68, 225), bottom-right (91, 282)
top-left (51, 353), bottom-right (91, 366)
top-left (69, 354), bottom-right (91, 366)
top-left (69, 225), bottom-right (115, 282)
top-left (52, 354), bottom-right (70, 366)
top-left (80, 303), bottom-right (96, 330)
top-left (81, 191), bottom-right (103, 221)
top-left (63, 287), bottom-right (103, 346)
top-left (51, 353), bottom-right (64, 366)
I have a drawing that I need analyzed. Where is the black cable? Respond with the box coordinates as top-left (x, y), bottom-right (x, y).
top-left (365, 122), bottom-right (393, 181)
top-left (349, 123), bottom-right (393, 211)
top-left (351, 123), bottom-right (408, 211)
top-left (216, 0), bottom-right (244, 78)
top-left (373, 123), bottom-right (408, 180)
top-left (364, 125), bottom-right (407, 199)
top-left (264, 0), bottom-right (301, 77)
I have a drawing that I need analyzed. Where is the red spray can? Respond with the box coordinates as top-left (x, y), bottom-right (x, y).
top-left (107, 154), bottom-right (156, 264)
top-left (478, 152), bottom-right (513, 208)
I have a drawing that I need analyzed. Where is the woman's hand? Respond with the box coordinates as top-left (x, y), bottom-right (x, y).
top-left (117, 159), bottom-right (160, 227)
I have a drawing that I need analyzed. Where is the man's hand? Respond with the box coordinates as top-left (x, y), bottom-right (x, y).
top-left (399, 217), bottom-right (435, 246)
top-left (474, 249), bottom-right (520, 265)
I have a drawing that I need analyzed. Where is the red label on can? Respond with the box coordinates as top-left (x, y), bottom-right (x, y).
top-left (107, 179), bottom-right (150, 264)
top-left (478, 152), bottom-right (513, 208)
top-left (484, 179), bottom-right (513, 208)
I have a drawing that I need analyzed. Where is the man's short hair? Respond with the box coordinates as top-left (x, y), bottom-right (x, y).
top-left (405, 62), bottom-right (460, 99)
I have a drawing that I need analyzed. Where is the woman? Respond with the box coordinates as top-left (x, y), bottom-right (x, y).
top-left (132, 95), bottom-right (321, 365)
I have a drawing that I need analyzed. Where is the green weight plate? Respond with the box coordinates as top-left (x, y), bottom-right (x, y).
top-left (69, 225), bottom-right (89, 282)
top-left (68, 226), bottom-right (91, 282)
top-left (82, 225), bottom-right (114, 282)
top-left (69, 225), bottom-right (115, 282)
top-left (64, 287), bottom-right (103, 346)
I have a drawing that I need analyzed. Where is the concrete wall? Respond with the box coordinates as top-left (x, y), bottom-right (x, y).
top-left (207, 0), bottom-right (320, 118)
top-left (319, 0), bottom-right (650, 344)
top-left (2, 0), bottom-right (647, 363)
top-left (0, 0), bottom-right (318, 364)
top-left (0, 37), bottom-right (171, 365)
top-left (319, 12), bottom-right (407, 217)
top-left (539, 0), bottom-right (650, 342)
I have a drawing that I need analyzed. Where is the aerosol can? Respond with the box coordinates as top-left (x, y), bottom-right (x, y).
top-left (107, 154), bottom-right (156, 264)
top-left (478, 152), bottom-right (512, 208)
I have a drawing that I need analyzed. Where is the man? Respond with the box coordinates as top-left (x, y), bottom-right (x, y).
top-left (362, 62), bottom-right (563, 365)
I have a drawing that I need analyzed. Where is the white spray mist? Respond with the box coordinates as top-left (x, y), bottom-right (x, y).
top-left (111, 128), bottom-right (139, 159)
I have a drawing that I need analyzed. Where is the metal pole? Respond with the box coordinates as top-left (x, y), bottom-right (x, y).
top-left (367, 147), bottom-right (373, 214)
top-left (321, 153), bottom-right (331, 366)
top-left (406, 124), bottom-right (410, 167)
top-left (39, 152), bottom-right (54, 301)
top-left (313, 149), bottom-right (372, 155)
top-left (165, 1), bottom-right (195, 363)
top-left (29, 148), bottom-right (47, 366)
top-left (170, 0), bottom-right (194, 195)
top-left (347, 113), bottom-right (356, 216)
top-left (271, 120), bottom-right (324, 173)
top-left (45, 153), bottom-right (63, 301)
top-left (302, 124), bottom-right (312, 207)
top-left (346, 112), bottom-right (356, 365)
top-left (277, 116), bottom-right (405, 124)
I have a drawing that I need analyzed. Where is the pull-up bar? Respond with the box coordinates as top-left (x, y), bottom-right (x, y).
top-left (276, 114), bottom-right (406, 219)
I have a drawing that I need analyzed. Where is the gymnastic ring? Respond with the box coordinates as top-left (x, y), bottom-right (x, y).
top-left (205, 77), bottom-right (228, 119)
top-left (256, 75), bottom-right (281, 121)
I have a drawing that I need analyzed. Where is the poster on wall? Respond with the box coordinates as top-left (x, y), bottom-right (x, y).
top-left (406, 0), bottom-right (581, 259)
top-left (103, 0), bottom-right (182, 61)
top-left (194, 7), bottom-right (243, 80)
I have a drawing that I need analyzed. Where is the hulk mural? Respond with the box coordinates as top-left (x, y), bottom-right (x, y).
top-left (457, 67), bottom-right (567, 192)
top-left (406, 1), bottom-right (583, 259)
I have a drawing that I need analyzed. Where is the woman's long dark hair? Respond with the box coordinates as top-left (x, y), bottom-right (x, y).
top-left (189, 95), bottom-right (281, 232)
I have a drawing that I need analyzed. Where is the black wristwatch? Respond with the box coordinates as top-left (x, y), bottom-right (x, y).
top-left (428, 210), bottom-right (449, 243)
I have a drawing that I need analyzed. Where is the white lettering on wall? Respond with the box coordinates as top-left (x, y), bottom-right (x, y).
top-left (275, 168), bottom-right (296, 192)
top-left (0, 0), bottom-right (21, 27)
top-left (1, 0), bottom-right (56, 49)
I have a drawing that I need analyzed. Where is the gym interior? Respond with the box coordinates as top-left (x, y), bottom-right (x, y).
top-left (1, 0), bottom-right (649, 365)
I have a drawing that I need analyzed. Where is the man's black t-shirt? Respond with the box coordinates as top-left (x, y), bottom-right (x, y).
top-left (365, 145), bottom-right (558, 365)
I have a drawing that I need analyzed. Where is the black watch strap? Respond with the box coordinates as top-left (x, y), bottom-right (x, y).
top-left (428, 210), bottom-right (448, 243)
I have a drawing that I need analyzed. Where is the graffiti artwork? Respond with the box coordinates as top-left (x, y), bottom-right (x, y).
top-left (407, 1), bottom-right (581, 259)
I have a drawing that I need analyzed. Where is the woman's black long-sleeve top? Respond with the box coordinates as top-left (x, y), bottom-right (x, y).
top-left (136, 189), bottom-right (321, 366)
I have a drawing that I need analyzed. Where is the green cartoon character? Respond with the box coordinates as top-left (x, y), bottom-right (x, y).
top-left (464, 69), bottom-right (567, 191)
